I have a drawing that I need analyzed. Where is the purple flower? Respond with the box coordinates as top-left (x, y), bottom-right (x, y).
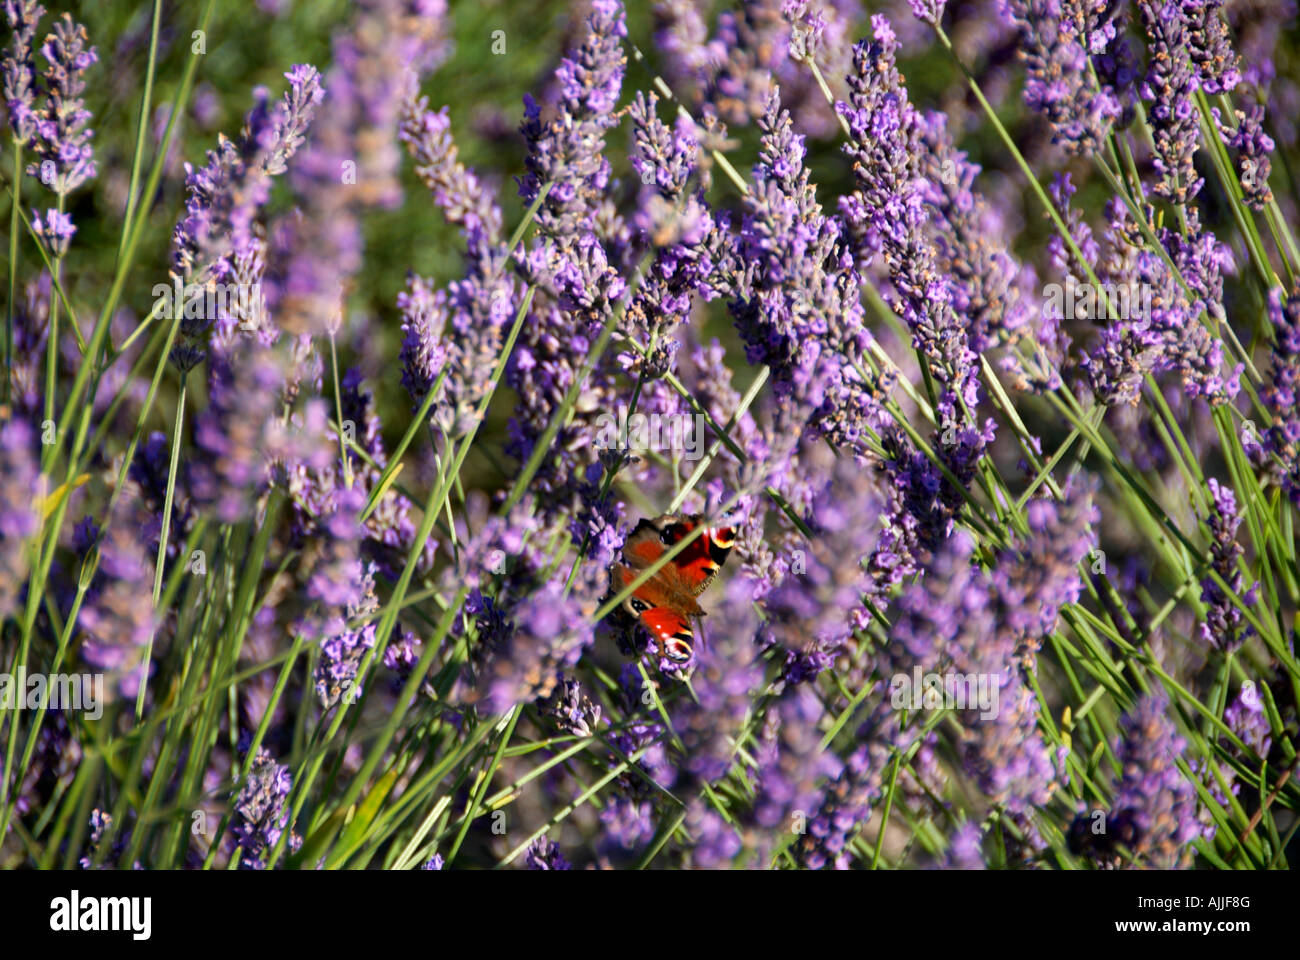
top-left (600, 666), bottom-right (678, 825)
top-left (652, 0), bottom-right (711, 95)
top-left (880, 485), bottom-right (1093, 853)
top-left (1254, 285), bottom-right (1300, 503)
top-left (301, 485), bottom-right (367, 616)
top-left (400, 96), bottom-right (503, 246)
top-left (23, 13), bottom-right (97, 195)
top-left (792, 527), bottom-right (988, 869)
top-left (752, 686), bottom-right (839, 840)
top-left (0, 416), bottom-right (40, 619)
top-left (396, 273), bottom-right (450, 417)
top-left (166, 66), bottom-right (323, 373)
top-left (2, 0), bottom-right (45, 144)
top-left (30, 205), bottom-right (73, 255)
top-left (1179, 0), bottom-right (1241, 93)
top-left (629, 92), bottom-right (698, 200)
top-left (730, 91), bottom-right (880, 471)
top-left (277, 0), bottom-right (445, 338)
top-left (838, 17), bottom-right (979, 398)
top-left (398, 96), bottom-right (516, 435)
top-left (524, 836), bottom-right (572, 870)
top-left (621, 94), bottom-right (721, 373)
top-left (489, 583), bottom-right (594, 714)
top-left (758, 454), bottom-right (883, 679)
top-left (672, 575), bottom-right (764, 784)
top-left (995, 477), bottom-right (1098, 656)
top-left (1198, 478), bottom-right (1254, 651)
top-left (1000, 0), bottom-right (1121, 156)
top-left (1091, 0), bottom-right (1141, 124)
top-left (230, 748), bottom-right (301, 869)
top-left (915, 532), bottom-right (1059, 834)
top-left (506, 2), bottom-right (635, 539)
top-left (421, 853), bottom-right (445, 870)
top-left (506, 231), bottom-right (627, 530)
top-left (191, 345), bottom-right (328, 524)
top-left (1084, 194), bottom-right (1240, 406)
top-left (1223, 682), bottom-right (1271, 758)
top-left (293, 368), bottom-right (433, 579)
top-left (1102, 691), bottom-right (1200, 868)
top-left (598, 794), bottom-right (657, 859)
top-left (1139, 1), bottom-right (1203, 210)
top-left (312, 551), bottom-right (379, 710)
top-left (1219, 101), bottom-right (1274, 211)
top-left (78, 808), bottom-right (136, 869)
top-left (950, 484), bottom-right (1095, 839)
top-left (518, 0), bottom-right (627, 238)
top-left (908, 0), bottom-right (947, 24)
top-left (794, 743), bottom-right (876, 869)
top-left (839, 19), bottom-right (995, 597)
top-left (685, 799), bottom-right (741, 868)
top-left (1225, 0), bottom-right (1293, 90)
top-left (438, 492), bottom-right (542, 600)
top-left (239, 604), bottom-right (287, 737)
top-left (383, 626), bottom-right (422, 683)
top-left (918, 110), bottom-right (1032, 355)
top-left (4, 258), bottom-right (49, 421)
top-left (77, 498), bottom-right (158, 702)
top-left (938, 822), bottom-right (986, 869)
top-left (1008, 170), bottom-right (1092, 395)
top-left (172, 64), bottom-right (323, 286)
top-left (1161, 225), bottom-right (1240, 403)
top-left (542, 677), bottom-right (603, 738)
top-left (666, 0), bottom-right (856, 139)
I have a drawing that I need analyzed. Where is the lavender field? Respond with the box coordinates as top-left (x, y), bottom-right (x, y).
top-left (0, 0), bottom-right (1297, 872)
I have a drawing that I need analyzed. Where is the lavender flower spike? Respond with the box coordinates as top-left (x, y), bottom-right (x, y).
top-left (230, 748), bottom-right (302, 869)
top-left (1252, 285), bottom-right (1300, 503)
top-left (1220, 102), bottom-right (1274, 212)
top-left (30, 206), bottom-right (73, 255)
top-left (1180, 0), bottom-right (1241, 94)
top-left (1103, 691), bottom-right (1200, 868)
top-left (518, 0), bottom-right (627, 238)
top-left (397, 88), bottom-right (516, 437)
top-left (1198, 477), bottom-right (1254, 651)
top-left (524, 837), bottom-right (572, 870)
top-left (25, 12), bottom-right (97, 196)
top-left (278, 0), bottom-right (446, 337)
top-left (0, 417), bottom-right (41, 619)
top-left (2, 0), bottom-right (46, 144)
top-left (172, 64), bottom-right (324, 285)
top-left (909, 0), bottom-right (948, 24)
top-left (1000, 0), bottom-right (1121, 157)
top-left (76, 499), bottom-right (159, 702)
top-left (1138, 0), bottom-right (1204, 211)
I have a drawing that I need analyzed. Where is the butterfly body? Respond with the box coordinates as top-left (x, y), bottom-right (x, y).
top-left (610, 513), bottom-right (736, 664)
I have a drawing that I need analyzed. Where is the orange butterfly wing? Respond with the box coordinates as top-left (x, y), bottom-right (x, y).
top-left (621, 515), bottom-right (735, 595)
top-left (611, 514), bottom-right (736, 664)
top-left (654, 516), bottom-right (735, 596)
top-left (638, 607), bottom-right (695, 665)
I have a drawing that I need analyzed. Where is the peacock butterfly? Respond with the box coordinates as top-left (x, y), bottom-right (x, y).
top-left (608, 513), bottom-right (736, 664)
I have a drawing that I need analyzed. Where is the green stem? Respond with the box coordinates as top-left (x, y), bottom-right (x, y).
top-left (43, 193), bottom-right (65, 428)
top-left (5, 139), bottom-right (21, 405)
top-left (138, 372), bottom-right (188, 718)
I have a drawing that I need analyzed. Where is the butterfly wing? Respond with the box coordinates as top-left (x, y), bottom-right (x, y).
top-left (638, 607), bottom-right (695, 664)
top-left (621, 519), bottom-right (669, 571)
top-left (652, 514), bottom-right (736, 597)
top-left (611, 562), bottom-right (698, 664)
top-left (611, 513), bottom-right (736, 665)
